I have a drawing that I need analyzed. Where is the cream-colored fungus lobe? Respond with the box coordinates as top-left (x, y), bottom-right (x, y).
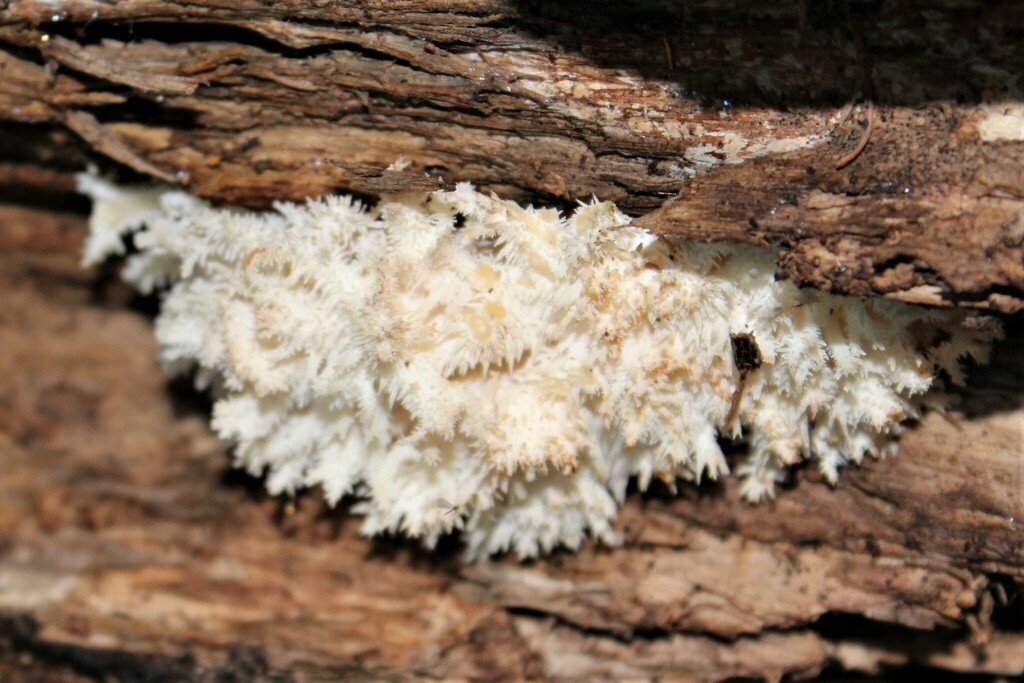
top-left (80, 175), bottom-right (997, 559)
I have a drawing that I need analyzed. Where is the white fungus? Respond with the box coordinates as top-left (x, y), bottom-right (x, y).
top-left (79, 174), bottom-right (997, 559)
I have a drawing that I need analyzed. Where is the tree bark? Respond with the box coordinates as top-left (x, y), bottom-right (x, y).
top-left (0, 2), bottom-right (1022, 680)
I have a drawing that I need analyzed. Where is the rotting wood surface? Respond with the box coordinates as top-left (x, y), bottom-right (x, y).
top-left (0, 1), bottom-right (1022, 680)
top-left (0, 189), bottom-right (1021, 681)
top-left (1, 0), bottom-right (1022, 311)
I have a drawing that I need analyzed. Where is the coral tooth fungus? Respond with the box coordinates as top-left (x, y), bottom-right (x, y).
top-left (81, 175), bottom-right (997, 559)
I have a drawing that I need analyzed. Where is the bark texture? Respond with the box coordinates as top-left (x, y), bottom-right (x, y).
top-left (0, 1), bottom-right (1022, 680)
top-left (1, 0), bottom-right (1023, 310)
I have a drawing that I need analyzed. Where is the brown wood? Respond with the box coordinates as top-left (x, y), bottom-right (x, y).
top-left (2, 0), bottom-right (1023, 310)
top-left (0, 1), bottom-right (1022, 679)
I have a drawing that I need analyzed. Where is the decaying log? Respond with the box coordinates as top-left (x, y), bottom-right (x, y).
top-left (0, 1), bottom-right (1022, 680)
top-left (2, 0), bottom-right (1023, 310)
top-left (0, 193), bottom-right (1021, 680)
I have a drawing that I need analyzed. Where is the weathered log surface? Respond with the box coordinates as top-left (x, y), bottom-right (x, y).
top-left (1, 0), bottom-right (1023, 311)
top-left (0, 190), bottom-right (1021, 680)
top-left (0, 1), bottom-right (1023, 680)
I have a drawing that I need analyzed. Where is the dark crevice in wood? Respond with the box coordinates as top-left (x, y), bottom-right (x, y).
top-left (0, 615), bottom-right (201, 683)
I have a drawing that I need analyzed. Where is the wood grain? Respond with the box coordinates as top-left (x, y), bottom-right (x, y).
top-left (0, 200), bottom-right (1019, 680)
top-left (0, 1), bottom-right (1022, 678)
top-left (1, 0), bottom-right (1022, 309)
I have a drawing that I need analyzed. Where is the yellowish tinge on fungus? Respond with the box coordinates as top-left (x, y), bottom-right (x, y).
top-left (80, 175), bottom-right (997, 559)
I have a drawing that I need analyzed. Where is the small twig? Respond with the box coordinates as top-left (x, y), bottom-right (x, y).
top-left (835, 100), bottom-right (856, 128)
top-left (725, 381), bottom-right (746, 429)
top-left (64, 110), bottom-right (181, 183)
top-left (834, 102), bottom-right (876, 170)
top-left (936, 409), bottom-right (964, 432)
top-left (725, 333), bottom-right (762, 432)
top-left (662, 33), bottom-right (674, 71)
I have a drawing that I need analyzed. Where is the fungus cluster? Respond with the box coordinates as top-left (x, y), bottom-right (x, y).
top-left (81, 175), bottom-right (996, 558)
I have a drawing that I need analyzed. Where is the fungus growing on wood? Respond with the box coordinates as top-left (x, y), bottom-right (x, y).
top-left (80, 174), bottom-right (998, 559)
